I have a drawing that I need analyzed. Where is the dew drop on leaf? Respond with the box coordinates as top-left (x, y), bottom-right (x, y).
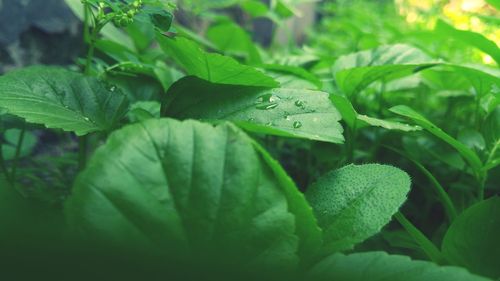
top-left (293, 121), bottom-right (302, 128)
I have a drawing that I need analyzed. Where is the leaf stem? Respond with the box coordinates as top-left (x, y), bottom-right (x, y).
top-left (10, 125), bottom-right (26, 184)
top-left (395, 212), bottom-right (446, 264)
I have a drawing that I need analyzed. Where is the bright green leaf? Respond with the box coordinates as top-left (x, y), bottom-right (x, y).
top-left (435, 19), bottom-right (500, 65)
top-left (305, 164), bottom-right (411, 253)
top-left (390, 105), bottom-right (483, 172)
top-left (156, 35), bottom-right (278, 87)
top-left (333, 44), bottom-right (438, 96)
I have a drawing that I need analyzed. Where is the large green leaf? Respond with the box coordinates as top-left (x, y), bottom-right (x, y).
top-left (162, 76), bottom-right (344, 143)
top-left (389, 105), bottom-right (483, 172)
top-left (0, 66), bottom-right (129, 136)
top-left (435, 19), bottom-right (500, 65)
top-left (65, 118), bottom-right (320, 271)
top-left (306, 252), bottom-right (490, 281)
top-left (305, 164), bottom-right (411, 253)
top-left (442, 197), bottom-right (500, 279)
top-left (332, 44), bottom-right (438, 96)
top-left (156, 35), bottom-right (278, 87)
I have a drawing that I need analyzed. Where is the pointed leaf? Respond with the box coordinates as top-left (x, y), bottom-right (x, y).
top-left (305, 164), bottom-right (411, 253)
top-left (162, 76), bottom-right (344, 143)
top-left (390, 105), bottom-right (483, 172)
top-left (156, 35), bottom-right (278, 87)
top-left (333, 44), bottom-right (438, 96)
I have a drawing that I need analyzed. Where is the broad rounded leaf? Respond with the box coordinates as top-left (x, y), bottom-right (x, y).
top-left (306, 164), bottom-right (410, 252)
top-left (0, 66), bottom-right (129, 136)
top-left (162, 76), bottom-right (344, 143)
top-left (307, 252), bottom-right (489, 281)
top-left (442, 197), bottom-right (500, 279)
top-left (65, 118), bottom-right (320, 271)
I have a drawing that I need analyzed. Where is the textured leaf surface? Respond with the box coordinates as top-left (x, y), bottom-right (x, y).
top-left (442, 197), bottom-right (500, 279)
top-left (333, 44), bottom-right (437, 96)
top-left (305, 164), bottom-right (410, 252)
top-left (307, 252), bottom-right (490, 281)
top-left (65, 118), bottom-right (320, 270)
top-left (162, 76), bottom-right (344, 143)
top-left (0, 66), bottom-right (129, 136)
top-left (156, 35), bottom-right (278, 87)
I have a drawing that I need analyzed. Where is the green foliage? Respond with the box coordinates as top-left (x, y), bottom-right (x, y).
top-left (442, 197), bottom-right (500, 279)
top-left (156, 35), bottom-right (278, 87)
top-left (66, 118), bottom-right (304, 271)
top-left (306, 164), bottom-right (410, 253)
top-left (0, 0), bottom-right (499, 279)
top-left (0, 66), bottom-right (129, 136)
top-left (162, 76), bottom-right (344, 143)
top-left (307, 252), bottom-right (490, 281)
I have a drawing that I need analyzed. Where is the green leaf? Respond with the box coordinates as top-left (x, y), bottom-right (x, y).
top-left (435, 19), bottom-right (500, 65)
top-left (305, 164), bottom-right (411, 253)
top-left (389, 105), bottom-right (483, 172)
top-left (442, 197), bottom-right (500, 279)
top-left (329, 94), bottom-right (420, 132)
top-left (206, 20), bottom-right (262, 64)
top-left (150, 10), bottom-right (173, 32)
top-left (65, 118), bottom-right (319, 270)
top-left (333, 44), bottom-right (438, 96)
top-left (156, 35), bottom-right (278, 87)
top-left (2, 129), bottom-right (37, 160)
top-left (162, 76), bottom-right (344, 143)
top-left (262, 64), bottom-right (323, 90)
top-left (0, 66), bottom-right (129, 136)
top-left (306, 252), bottom-right (490, 281)
top-left (127, 101), bottom-right (161, 123)
top-left (486, 0), bottom-right (500, 10)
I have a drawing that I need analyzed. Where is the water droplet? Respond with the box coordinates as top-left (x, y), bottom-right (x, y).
top-left (294, 100), bottom-right (305, 109)
top-left (255, 93), bottom-right (280, 110)
top-left (109, 85), bottom-right (117, 92)
top-left (293, 121), bottom-right (302, 128)
top-left (83, 117), bottom-right (90, 122)
top-left (265, 121), bottom-right (274, 126)
top-left (247, 118), bottom-right (255, 123)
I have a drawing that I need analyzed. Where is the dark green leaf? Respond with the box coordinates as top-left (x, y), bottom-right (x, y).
top-left (307, 252), bottom-right (490, 281)
top-left (162, 76), bottom-right (344, 143)
top-left (0, 66), bottom-right (129, 136)
top-left (442, 197), bottom-right (500, 279)
top-left (65, 118), bottom-right (318, 270)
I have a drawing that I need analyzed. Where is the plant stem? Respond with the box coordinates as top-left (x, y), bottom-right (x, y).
top-left (78, 135), bottom-right (88, 171)
top-left (10, 125), bottom-right (26, 184)
top-left (0, 143), bottom-right (12, 183)
top-left (395, 212), bottom-right (446, 264)
top-left (385, 146), bottom-right (458, 221)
